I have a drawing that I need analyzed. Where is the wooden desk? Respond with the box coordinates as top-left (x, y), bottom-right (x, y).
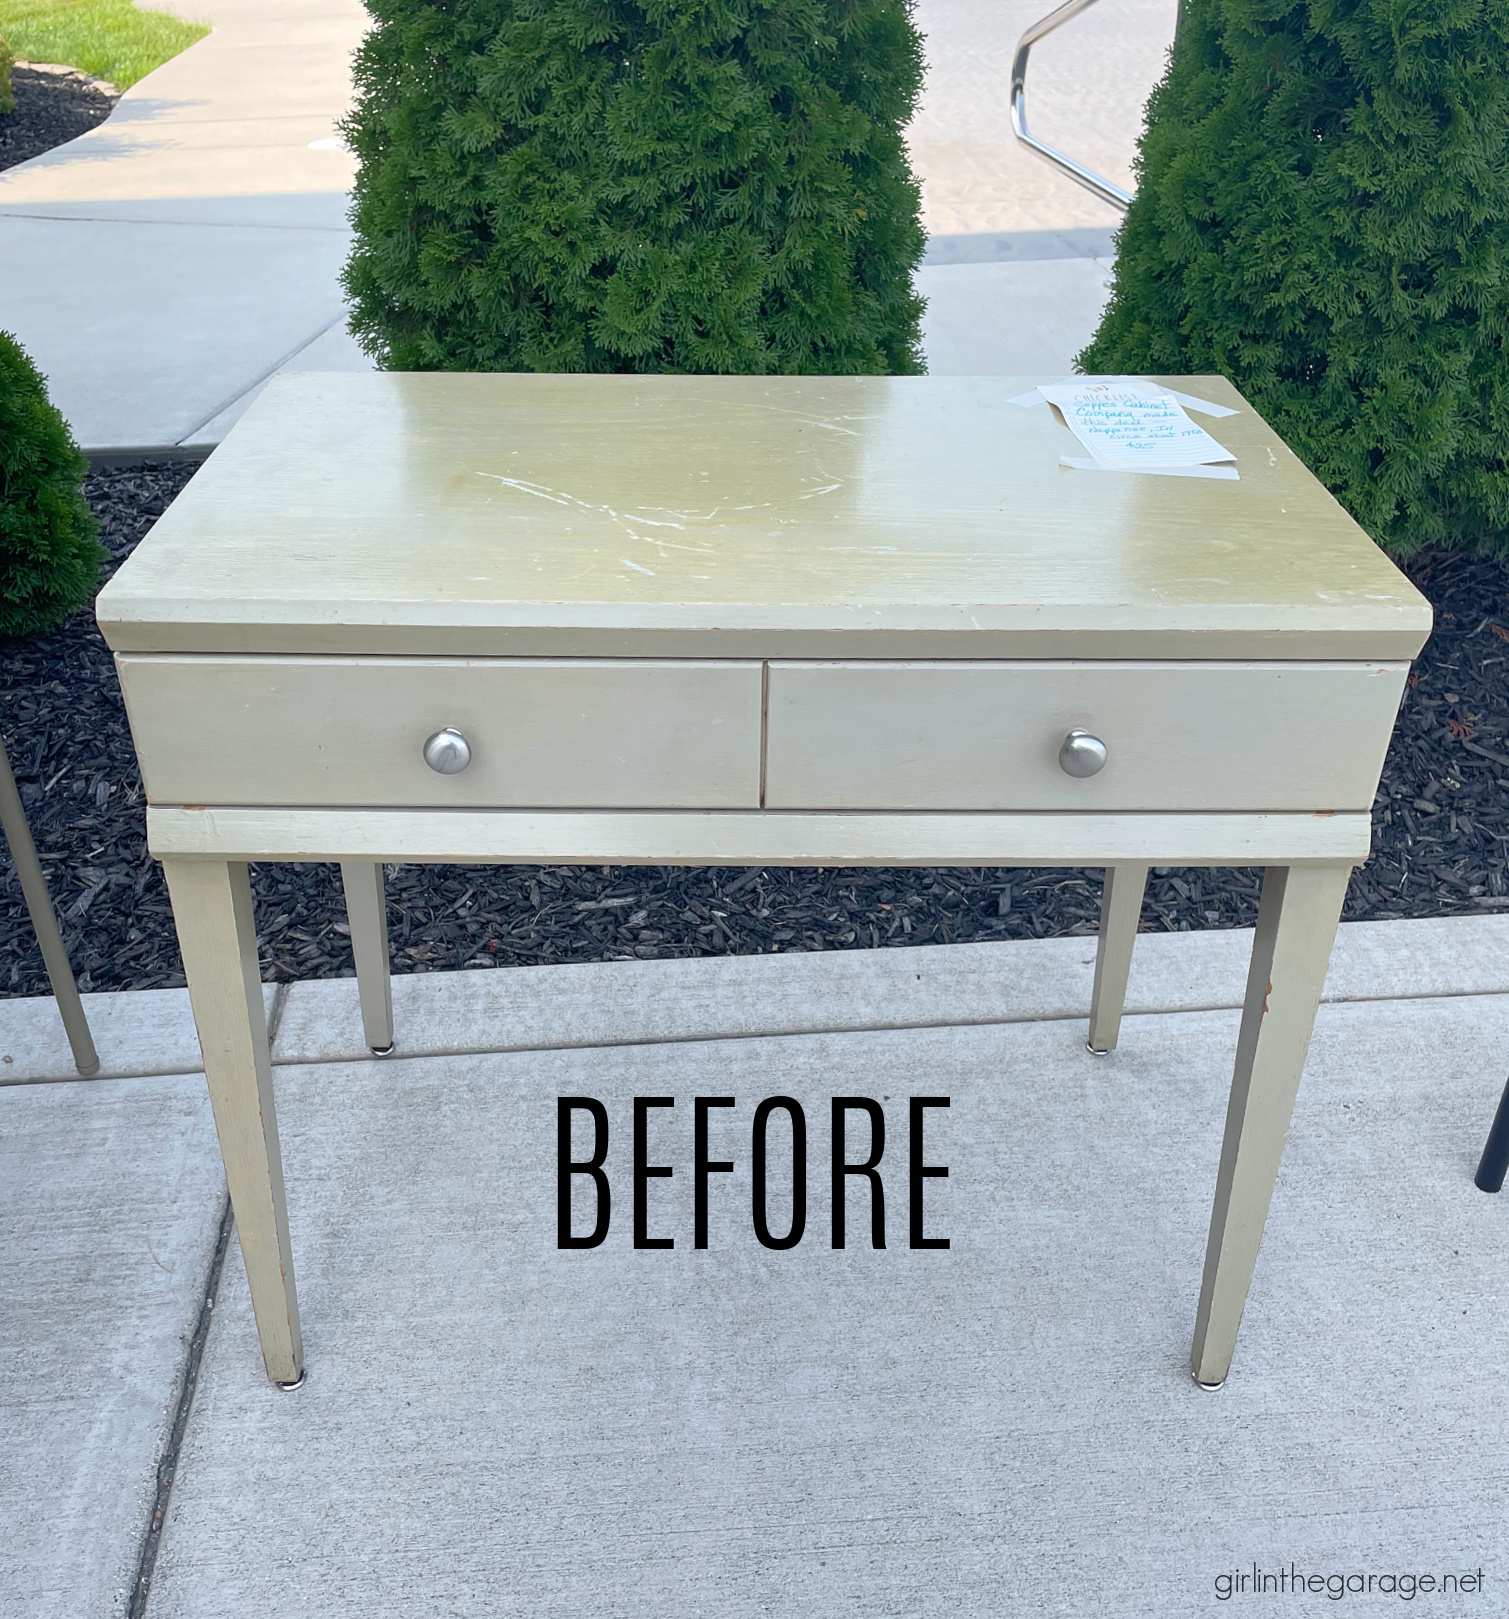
top-left (96, 373), bottom-right (1431, 1390)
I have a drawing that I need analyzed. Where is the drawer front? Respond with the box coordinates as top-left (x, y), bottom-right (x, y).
top-left (118, 657), bottom-right (763, 808)
top-left (764, 661), bottom-right (1407, 811)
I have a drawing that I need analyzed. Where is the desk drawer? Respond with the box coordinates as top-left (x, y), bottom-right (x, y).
top-left (764, 661), bottom-right (1407, 811)
top-left (117, 657), bottom-right (763, 808)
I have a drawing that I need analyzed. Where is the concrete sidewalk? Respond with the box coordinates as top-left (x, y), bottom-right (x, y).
top-left (3, 919), bottom-right (1507, 1615)
top-left (0, 0), bottom-right (1173, 454)
top-left (912, 0), bottom-right (1177, 374)
top-left (0, 0), bottom-right (370, 454)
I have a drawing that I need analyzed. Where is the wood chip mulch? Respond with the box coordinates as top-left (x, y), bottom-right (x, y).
top-left (1, 463), bottom-right (1506, 996)
top-left (0, 63), bottom-right (117, 174)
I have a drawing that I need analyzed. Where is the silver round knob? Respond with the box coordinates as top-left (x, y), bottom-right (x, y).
top-left (1058, 729), bottom-right (1108, 778)
top-left (422, 728), bottom-right (471, 775)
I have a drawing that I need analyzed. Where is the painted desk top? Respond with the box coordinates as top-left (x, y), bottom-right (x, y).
top-left (97, 372), bottom-right (1431, 661)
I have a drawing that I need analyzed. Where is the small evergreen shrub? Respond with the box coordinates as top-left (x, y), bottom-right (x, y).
top-left (0, 331), bottom-right (104, 641)
top-left (1, 33), bottom-right (14, 115)
top-left (1079, 0), bottom-right (1509, 557)
top-left (342, 0), bottom-right (926, 375)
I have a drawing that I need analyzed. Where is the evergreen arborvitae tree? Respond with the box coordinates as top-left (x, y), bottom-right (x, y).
top-left (1080, 0), bottom-right (1509, 557)
top-left (0, 332), bottom-right (103, 641)
top-left (342, 0), bottom-right (926, 375)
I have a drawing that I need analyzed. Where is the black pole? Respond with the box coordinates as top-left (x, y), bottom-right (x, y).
top-left (1474, 1076), bottom-right (1509, 1193)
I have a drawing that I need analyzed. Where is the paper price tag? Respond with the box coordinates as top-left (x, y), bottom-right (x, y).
top-left (1038, 380), bottom-right (1237, 472)
top-left (1009, 378), bottom-right (1239, 418)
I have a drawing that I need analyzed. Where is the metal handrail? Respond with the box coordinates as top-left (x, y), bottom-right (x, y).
top-left (1011, 0), bottom-right (1133, 212)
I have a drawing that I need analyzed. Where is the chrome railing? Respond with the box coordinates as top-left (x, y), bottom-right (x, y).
top-left (1011, 0), bottom-right (1133, 211)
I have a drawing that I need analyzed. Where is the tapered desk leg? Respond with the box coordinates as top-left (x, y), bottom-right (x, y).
top-left (163, 858), bottom-right (303, 1386)
top-left (0, 736), bottom-right (99, 1076)
top-left (1088, 862), bottom-right (1148, 1055)
top-left (340, 861), bottom-right (394, 1055)
top-left (1191, 861), bottom-right (1351, 1388)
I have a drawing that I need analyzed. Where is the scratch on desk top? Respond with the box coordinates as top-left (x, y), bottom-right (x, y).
top-left (95, 372), bottom-right (1432, 662)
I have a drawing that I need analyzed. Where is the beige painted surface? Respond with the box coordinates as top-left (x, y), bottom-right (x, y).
top-left (103, 369), bottom-right (1413, 1390)
top-left (118, 652), bottom-right (1405, 815)
top-left (1191, 862), bottom-right (1353, 1386)
top-left (97, 373), bottom-right (1432, 661)
top-left (145, 806), bottom-right (1372, 866)
top-left (117, 656), bottom-right (764, 809)
top-left (1087, 861), bottom-right (1148, 1053)
top-left (766, 661), bottom-right (1408, 811)
top-left (339, 862), bottom-right (393, 1053)
top-left (161, 859), bottom-right (302, 1384)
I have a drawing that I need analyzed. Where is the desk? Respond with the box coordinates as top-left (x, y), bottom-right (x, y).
top-left (97, 373), bottom-right (1431, 1389)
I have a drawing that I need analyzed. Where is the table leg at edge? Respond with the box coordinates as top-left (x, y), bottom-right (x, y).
top-left (1088, 862), bottom-right (1149, 1054)
top-left (163, 858), bottom-right (303, 1384)
top-left (1190, 860), bottom-right (1351, 1387)
top-left (340, 861), bottom-right (394, 1054)
top-left (0, 737), bottom-right (99, 1076)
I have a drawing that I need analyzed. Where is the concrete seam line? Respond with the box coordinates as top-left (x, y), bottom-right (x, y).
top-left (1, 986), bottom-right (1503, 1084)
top-left (264, 980), bottom-right (291, 1046)
top-left (0, 1066), bottom-right (208, 1088)
top-left (174, 309), bottom-right (352, 445)
top-left (127, 1191), bottom-right (233, 1619)
top-left (0, 207), bottom-right (350, 232)
top-left (920, 227), bottom-right (1118, 265)
top-left (263, 983), bottom-right (1509, 1069)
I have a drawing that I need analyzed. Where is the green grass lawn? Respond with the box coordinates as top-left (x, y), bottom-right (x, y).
top-left (0, 0), bottom-right (208, 90)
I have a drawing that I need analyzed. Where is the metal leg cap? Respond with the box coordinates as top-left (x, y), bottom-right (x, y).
top-left (370, 1043), bottom-right (395, 1057)
top-left (274, 1370), bottom-right (307, 1392)
top-left (1086, 1041), bottom-right (1112, 1057)
top-left (1192, 1372), bottom-right (1226, 1391)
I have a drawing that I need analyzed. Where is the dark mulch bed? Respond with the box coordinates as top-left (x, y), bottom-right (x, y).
top-left (0, 63), bottom-right (117, 173)
top-left (2, 462), bottom-right (1507, 996)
